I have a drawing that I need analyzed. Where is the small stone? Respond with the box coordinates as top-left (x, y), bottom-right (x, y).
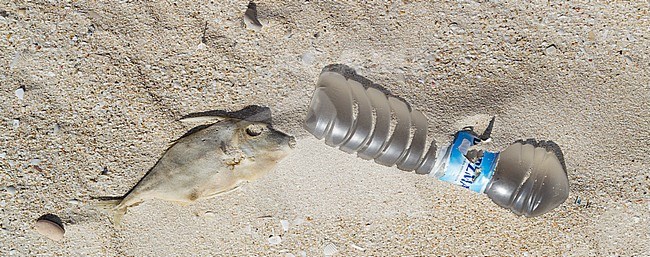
top-left (67, 199), bottom-right (80, 205)
top-left (268, 235), bottom-right (282, 245)
top-left (6, 186), bottom-right (16, 195)
top-left (30, 158), bottom-right (41, 166)
top-left (587, 31), bottom-right (596, 41)
top-left (15, 87), bottom-right (24, 100)
top-left (0, 152), bottom-right (6, 158)
top-left (301, 52), bottom-right (315, 65)
top-left (0, 200), bottom-right (6, 207)
top-left (350, 243), bottom-right (365, 251)
top-left (280, 219), bottom-right (289, 232)
top-left (12, 119), bottom-right (19, 128)
top-left (545, 44), bottom-right (557, 55)
top-left (53, 123), bottom-right (61, 135)
top-left (203, 211), bottom-right (216, 218)
top-left (35, 215), bottom-right (65, 241)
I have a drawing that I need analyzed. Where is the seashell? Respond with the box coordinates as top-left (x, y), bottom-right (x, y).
top-left (34, 214), bottom-right (65, 241)
top-left (323, 242), bottom-right (338, 256)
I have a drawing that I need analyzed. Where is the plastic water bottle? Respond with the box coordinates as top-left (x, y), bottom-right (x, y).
top-left (304, 72), bottom-right (569, 217)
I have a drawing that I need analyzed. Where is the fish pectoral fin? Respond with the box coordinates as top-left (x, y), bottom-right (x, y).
top-left (91, 197), bottom-right (128, 228)
top-left (93, 198), bottom-right (122, 211)
top-left (112, 208), bottom-right (127, 229)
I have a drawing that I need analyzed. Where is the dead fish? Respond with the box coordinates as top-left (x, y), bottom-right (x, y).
top-left (97, 116), bottom-right (295, 226)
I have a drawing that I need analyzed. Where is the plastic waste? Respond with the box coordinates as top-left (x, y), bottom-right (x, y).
top-left (304, 72), bottom-right (569, 217)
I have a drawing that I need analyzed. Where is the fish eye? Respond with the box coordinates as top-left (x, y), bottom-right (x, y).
top-left (245, 124), bottom-right (265, 137)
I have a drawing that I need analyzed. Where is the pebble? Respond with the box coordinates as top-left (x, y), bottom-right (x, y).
top-left (268, 235), bottom-right (282, 245)
top-left (203, 211), bottom-right (216, 218)
top-left (12, 119), bottom-right (19, 128)
top-left (280, 219), bottom-right (289, 232)
top-left (15, 87), bottom-right (24, 100)
top-left (545, 44), bottom-right (557, 55)
top-left (6, 186), bottom-right (16, 195)
top-left (0, 152), bottom-right (6, 158)
top-left (35, 217), bottom-right (65, 241)
top-left (67, 199), bottom-right (80, 205)
top-left (30, 158), bottom-right (41, 166)
top-left (301, 52), bottom-right (315, 65)
top-left (350, 243), bottom-right (365, 251)
top-left (53, 123), bottom-right (61, 135)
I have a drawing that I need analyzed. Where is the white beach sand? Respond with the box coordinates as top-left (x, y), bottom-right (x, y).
top-left (1, 0), bottom-right (648, 256)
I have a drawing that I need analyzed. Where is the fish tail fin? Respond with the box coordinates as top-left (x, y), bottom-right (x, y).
top-left (92, 196), bottom-right (127, 228)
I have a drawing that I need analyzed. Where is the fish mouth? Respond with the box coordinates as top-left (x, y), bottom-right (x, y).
top-left (288, 137), bottom-right (297, 149)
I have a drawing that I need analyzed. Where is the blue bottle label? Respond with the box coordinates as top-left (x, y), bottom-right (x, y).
top-left (437, 131), bottom-right (499, 193)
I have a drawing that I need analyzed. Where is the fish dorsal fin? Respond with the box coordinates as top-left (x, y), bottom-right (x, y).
top-left (178, 106), bottom-right (273, 125)
top-left (178, 115), bottom-right (224, 124)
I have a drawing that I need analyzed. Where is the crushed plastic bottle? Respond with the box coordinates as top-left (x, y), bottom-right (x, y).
top-left (304, 71), bottom-right (569, 217)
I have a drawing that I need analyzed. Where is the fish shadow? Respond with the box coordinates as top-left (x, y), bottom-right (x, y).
top-left (176, 105), bottom-right (274, 141)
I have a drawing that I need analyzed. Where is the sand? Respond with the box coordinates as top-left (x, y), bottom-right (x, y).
top-left (1, 0), bottom-right (648, 256)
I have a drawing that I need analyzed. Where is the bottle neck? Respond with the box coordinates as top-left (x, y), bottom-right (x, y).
top-left (429, 130), bottom-right (500, 194)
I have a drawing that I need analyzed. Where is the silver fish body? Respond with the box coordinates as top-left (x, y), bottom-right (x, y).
top-left (101, 118), bottom-right (295, 226)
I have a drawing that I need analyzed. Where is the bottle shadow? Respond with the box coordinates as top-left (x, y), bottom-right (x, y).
top-left (515, 138), bottom-right (567, 174)
top-left (321, 63), bottom-right (413, 110)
